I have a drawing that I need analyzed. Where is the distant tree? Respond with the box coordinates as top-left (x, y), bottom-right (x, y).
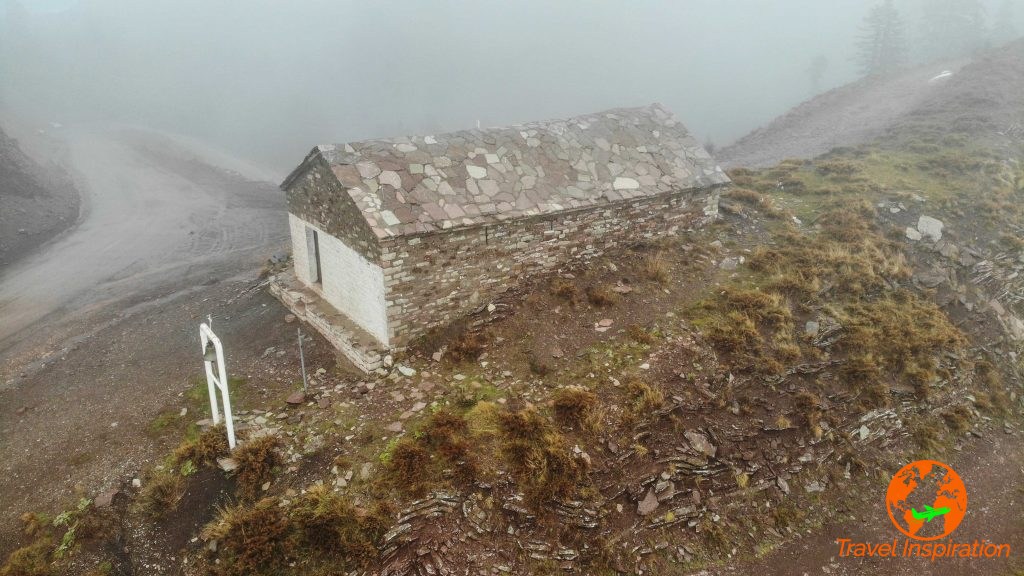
top-left (857, 0), bottom-right (909, 76)
top-left (920, 0), bottom-right (988, 61)
top-left (992, 0), bottom-right (1018, 45)
top-left (806, 54), bottom-right (829, 93)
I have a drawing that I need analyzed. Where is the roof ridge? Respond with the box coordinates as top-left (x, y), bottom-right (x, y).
top-left (284, 105), bottom-right (728, 239)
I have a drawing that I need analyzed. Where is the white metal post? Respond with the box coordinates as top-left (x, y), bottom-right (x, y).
top-left (200, 322), bottom-right (236, 449)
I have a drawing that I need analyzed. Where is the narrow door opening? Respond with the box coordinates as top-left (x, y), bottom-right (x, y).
top-left (305, 227), bottom-right (322, 284)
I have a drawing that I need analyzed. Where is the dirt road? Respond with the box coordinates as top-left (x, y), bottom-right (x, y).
top-left (0, 127), bottom-right (288, 382)
top-left (0, 124), bottom-right (300, 553)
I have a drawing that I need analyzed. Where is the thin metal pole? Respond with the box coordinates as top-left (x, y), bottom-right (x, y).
top-left (298, 327), bottom-right (308, 394)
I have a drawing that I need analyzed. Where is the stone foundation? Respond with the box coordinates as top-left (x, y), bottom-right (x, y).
top-left (269, 270), bottom-right (386, 373)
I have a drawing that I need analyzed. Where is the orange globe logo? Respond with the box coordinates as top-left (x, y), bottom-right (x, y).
top-left (885, 459), bottom-right (967, 541)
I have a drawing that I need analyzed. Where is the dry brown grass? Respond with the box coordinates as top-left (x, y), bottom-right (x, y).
top-left (552, 386), bottom-right (601, 430)
top-left (834, 293), bottom-right (966, 407)
top-left (695, 287), bottom-right (795, 375)
top-left (586, 285), bottom-right (618, 308)
top-left (840, 354), bottom-right (889, 409)
top-left (971, 360), bottom-right (1010, 415)
top-left (202, 488), bottom-right (390, 575)
top-left (447, 329), bottom-right (491, 363)
top-left (289, 485), bottom-right (388, 564)
top-left (625, 378), bottom-right (664, 414)
top-left (528, 353), bottom-right (551, 376)
top-left (383, 411), bottom-right (478, 497)
top-left (138, 470), bottom-right (185, 518)
top-left (0, 536), bottom-right (54, 576)
top-left (912, 419), bottom-right (945, 455)
top-left (794, 390), bottom-right (823, 437)
top-left (626, 324), bottom-right (656, 345)
top-left (941, 405), bottom-right (974, 434)
top-left (232, 436), bottom-right (283, 502)
top-left (464, 401), bottom-right (501, 438)
top-left (640, 252), bottom-right (670, 284)
top-left (771, 502), bottom-right (805, 530)
top-left (724, 188), bottom-right (787, 218)
top-left (172, 425), bottom-right (230, 468)
top-left (497, 408), bottom-right (588, 505)
top-left (202, 499), bottom-right (291, 576)
top-left (551, 278), bottom-right (579, 304)
top-left (815, 159), bottom-right (861, 177)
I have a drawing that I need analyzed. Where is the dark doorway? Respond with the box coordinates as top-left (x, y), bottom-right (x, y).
top-left (306, 227), bottom-right (322, 284)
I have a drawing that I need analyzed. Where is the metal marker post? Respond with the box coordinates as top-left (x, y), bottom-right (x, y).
top-left (298, 327), bottom-right (308, 394)
top-left (200, 322), bottom-right (236, 449)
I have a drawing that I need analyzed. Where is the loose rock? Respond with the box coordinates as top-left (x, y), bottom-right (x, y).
top-left (637, 489), bottom-right (660, 516)
top-left (917, 215), bottom-right (944, 242)
top-left (684, 430), bottom-right (717, 458)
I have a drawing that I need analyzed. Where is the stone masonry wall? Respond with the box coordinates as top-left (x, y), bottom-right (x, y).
top-left (285, 159), bottom-right (382, 263)
top-left (381, 186), bottom-right (722, 348)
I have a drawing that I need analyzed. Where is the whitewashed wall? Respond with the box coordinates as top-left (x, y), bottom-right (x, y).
top-left (288, 213), bottom-right (389, 345)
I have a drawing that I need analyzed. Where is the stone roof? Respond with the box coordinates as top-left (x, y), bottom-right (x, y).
top-left (283, 104), bottom-right (729, 239)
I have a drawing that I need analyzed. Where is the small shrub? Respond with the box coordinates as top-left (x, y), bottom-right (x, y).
top-left (528, 354), bottom-right (551, 376)
top-left (232, 436), bottom-right (283, 502)
top-left (173, 425), bottom-right (230, 468)
top-left (290, 485), bottom-right (386, 564)
top-left (0, 537), bottom-right (54, 576)
top-left (640, 252), bottom-right (670, 284)
top-left (138, 471), bottom-right (184, 518)
top-left (585, 285), bottom-right (617, 308)
top-left (552, 386), bottom-right (601, 430)
top-left (627, 324), bottom-right (656, 345)
top-left (941, 405), bottom-right (973, 434)
top-left (551, 279), bottom-right (579, 304)
top-left (498, 408), bottom-right (588, 504)
top-left (383, 411), bottom-right (478, 496)
top-left (447, 330), bottom-right (491, 363)
top-left (202, 499), bottom-right (291, 576)
top-left (464, 401), bottom-right (501, 438)
top-left (625, 379), bottom-right (664, 413)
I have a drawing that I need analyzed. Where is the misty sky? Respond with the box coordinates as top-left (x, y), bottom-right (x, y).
top-left (3, 0), bottom-right (1022, 175)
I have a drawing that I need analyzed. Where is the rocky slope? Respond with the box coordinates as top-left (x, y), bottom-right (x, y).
top-left (0, 126), bottom-right (78, 269)
top-left (719, 39), bottom-right (1024, 169)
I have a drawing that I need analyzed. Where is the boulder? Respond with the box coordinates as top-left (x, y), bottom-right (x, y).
top-left (917, 216), bottom-right (944, 242)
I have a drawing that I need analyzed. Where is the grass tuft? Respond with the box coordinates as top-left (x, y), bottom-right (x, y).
top-left (497, 408), bottom-right (588, 505)
top-left (232, 436), bottom-right (283, 502)
top-left (552, 386), bottom-right (601, 430)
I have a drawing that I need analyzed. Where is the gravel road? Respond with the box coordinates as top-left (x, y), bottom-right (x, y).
top-left (0, 127), bottom-right (288, 379)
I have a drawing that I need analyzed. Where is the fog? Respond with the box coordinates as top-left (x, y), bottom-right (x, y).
top-left (2, 0), bottom-right (1022, 174)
